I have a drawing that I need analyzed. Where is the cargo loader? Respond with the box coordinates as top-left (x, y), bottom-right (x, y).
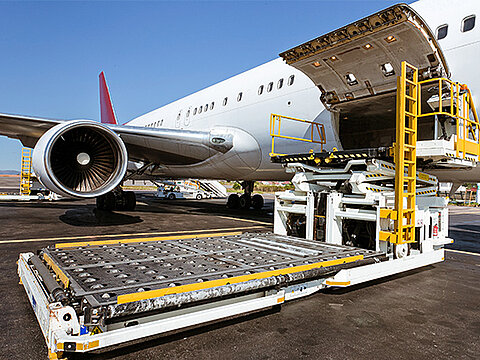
top-left (18, 4), bottom-right (480, 359)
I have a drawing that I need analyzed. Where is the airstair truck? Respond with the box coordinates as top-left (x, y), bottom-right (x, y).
top-left (17, 5), bottom-right (478, 359)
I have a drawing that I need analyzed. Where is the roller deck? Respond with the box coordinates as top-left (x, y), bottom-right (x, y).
top-left (29, 232), bottom-right (385, 313)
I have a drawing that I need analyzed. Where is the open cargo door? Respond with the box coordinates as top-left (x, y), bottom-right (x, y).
top-left (280, 4), bottom-right (450, 150)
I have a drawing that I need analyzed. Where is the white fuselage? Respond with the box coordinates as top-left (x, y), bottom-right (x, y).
top-left (126, 0), bottom-right (480, 183)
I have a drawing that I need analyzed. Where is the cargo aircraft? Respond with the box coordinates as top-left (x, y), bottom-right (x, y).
top-left (0, 0), bottom-right (478, 211)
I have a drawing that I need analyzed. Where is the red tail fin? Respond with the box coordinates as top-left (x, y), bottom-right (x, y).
top-left (99, 71), bottom-right (117, 125)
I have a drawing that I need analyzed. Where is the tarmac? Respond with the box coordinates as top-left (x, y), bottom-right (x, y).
top-left (0, 191), bottom-right (478, 360)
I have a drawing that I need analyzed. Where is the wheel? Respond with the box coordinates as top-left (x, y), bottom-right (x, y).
top-left (227, 194), bottom-right (240, 209)
top-left (168, 193), bottom-right (176, 200)
top-left (196, 194), bottom-right (203, 200)
top-left (124, 191), bottom-right (136, 211)
top-left (239, 194), bottom-right (251, 209)
top-left (251, 194), bottom-right (264, 210)
top-left (394, 243), bottom-right (410, 259)
top-left (96, 195), bottom-right (105, 210)
top-left (103, 192), bottom-right (116, 211)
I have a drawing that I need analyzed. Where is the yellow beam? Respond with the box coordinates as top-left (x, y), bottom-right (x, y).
top-left (117, 255), bottom-right (364, 304)
top-left (55, 231), bottom-right (244, 249)
top-left (43, 253), bottom-right (70, 288)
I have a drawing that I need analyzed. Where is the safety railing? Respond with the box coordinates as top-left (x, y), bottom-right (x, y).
top-left (417, 77), bottom-right (480, 159)
top-left (270, 114), bottom-right (326, 157)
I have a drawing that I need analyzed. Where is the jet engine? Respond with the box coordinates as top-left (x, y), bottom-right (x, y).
top-left (32, 121), bottom-right (128, 198)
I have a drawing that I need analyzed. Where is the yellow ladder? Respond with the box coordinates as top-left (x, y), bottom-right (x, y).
top-left (20, 148), bottom-right (32, 196)
top-left (394, 62), bottom-right (418, 244)
top-left (380, 62), bottom-right (418, 245)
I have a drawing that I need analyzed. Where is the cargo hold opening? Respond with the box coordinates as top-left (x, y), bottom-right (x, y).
top-left (336, 90), bottom-right (436, 150)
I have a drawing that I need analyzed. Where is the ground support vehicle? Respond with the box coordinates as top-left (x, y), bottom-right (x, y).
top-left (17, 6), bottom-right (480, 357)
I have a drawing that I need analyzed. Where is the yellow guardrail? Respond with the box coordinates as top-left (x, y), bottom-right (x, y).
top-left (417, 77), bottom-right (480, 159)
top-left (269, 114), bottom-right (326, 157)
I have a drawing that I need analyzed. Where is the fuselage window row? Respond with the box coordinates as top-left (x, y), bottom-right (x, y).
top-left (151, 74), bottom-right (296, 127)
top-left (436, 14), bottom-right (476, 40)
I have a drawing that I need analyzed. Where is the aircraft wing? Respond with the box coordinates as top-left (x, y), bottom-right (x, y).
top-left (0, 113), bottom-right (62, 149)
top-left (0, 112), bottom-right (230, 166)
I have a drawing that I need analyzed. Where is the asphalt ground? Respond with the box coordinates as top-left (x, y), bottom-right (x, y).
top-left (0, 193), bottom-right (478, 360)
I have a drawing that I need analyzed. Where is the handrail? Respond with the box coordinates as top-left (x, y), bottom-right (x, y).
top-left (417, 77), bottom-right (480, 159)
top-left (270, 114), bottom-right (326, 157)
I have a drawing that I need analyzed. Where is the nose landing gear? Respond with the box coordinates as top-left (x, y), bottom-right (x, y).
top-left (227, 181), bottom-right (264, 210)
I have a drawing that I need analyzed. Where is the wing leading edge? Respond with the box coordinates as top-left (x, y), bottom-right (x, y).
top-left (0, 113), bottom-right (230, 166)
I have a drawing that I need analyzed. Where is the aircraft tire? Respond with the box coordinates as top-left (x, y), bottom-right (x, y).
top-left (227, 194), bottom-right (240, 209)
top-left (196, 194), bottom-right (203, 200)
top-left (251, 194), bottom-right (264, 210)
top-left (103, 192), bottom-right (116, 211)
top-left (239, 194), bottom-right (251, 209)
top-left (124, 191), bottom-right (136, 211)
top-left (96, 195), bottom-right (105, 210)
top-left (168, 193), bottom-right (176, 200)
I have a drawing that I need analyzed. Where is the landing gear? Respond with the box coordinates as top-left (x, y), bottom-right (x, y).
top-left (227, 193), bottom-right (240, 209)
top-left (239, 194), bottom-right (251, 209)
top-left (227, 181), bottom-right (264, 210)
top-left (96, 189), bottom-right (136, 211)
top-left (251, 194), bottom-right (264, 210)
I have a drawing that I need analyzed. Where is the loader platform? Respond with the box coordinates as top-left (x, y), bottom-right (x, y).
top-left (18, 232), bottom-right (387, 357)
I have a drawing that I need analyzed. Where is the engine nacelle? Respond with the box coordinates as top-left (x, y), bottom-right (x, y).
top-left (33, 121), bottom-right (128, 198)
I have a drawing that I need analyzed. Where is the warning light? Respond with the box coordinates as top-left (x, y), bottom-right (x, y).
top-left (313, 61), bottom-right (321, 67)
top-left (385, 35), bottom-right (397, 43)
top-left (363, 43), bottom-right (373, 49)
top-left (330, 55), bottom-right (338, 61)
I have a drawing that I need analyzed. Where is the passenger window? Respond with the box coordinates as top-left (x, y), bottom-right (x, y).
top-left (210, 102), bottom-right (214, 110)
top-left (267, 82), bottom-right (273, 92)
top-left (462, 15), bottom-right (476, 32)
top-left (204, 104), bottom-right (208, 112)
top-left (223, 97), bottom-right (228, 106)
top-left (437, 24), bottom-right (448, 40)
top-left (199, 106), bottom-right (203, 114)
top-left (258, 85), bottom-right (264, 95)
top-left (187, 109), bottom-right (190, 117)
top-left (288, 75), bottom-right (295, 86)
top-left (237, 92), bottom-right (243, 102)
top-left (277, 78), bottom-right (284, 89)
top-left (193, 108), bottom-right (197, 115)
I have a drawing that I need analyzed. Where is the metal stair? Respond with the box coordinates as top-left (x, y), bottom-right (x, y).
top-left (19, 148), bottom-right (32, 196)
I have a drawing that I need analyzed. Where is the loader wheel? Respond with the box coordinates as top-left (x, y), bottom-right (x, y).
top-left (394, 243), bottom-right (410, 259)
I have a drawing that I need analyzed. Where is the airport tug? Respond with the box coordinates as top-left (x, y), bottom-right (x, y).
top-left (17, 5), bottom-right (480, 359)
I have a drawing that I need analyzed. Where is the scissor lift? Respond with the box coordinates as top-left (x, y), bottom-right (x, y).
top-left (271, 61), bottom-right (478, 281)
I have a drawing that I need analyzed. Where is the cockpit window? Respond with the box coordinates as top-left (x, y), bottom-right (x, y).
top-left (437, 24), bottom-right (448, 40)
top-left (462, 15), bottom-right (476, 32)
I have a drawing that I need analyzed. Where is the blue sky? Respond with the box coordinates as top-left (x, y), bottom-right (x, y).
top-left (0, 0), bottom-right (403, 170)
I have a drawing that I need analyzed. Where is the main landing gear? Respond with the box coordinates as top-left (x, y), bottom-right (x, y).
top-left (96, 188), bottom-right (136, 211)
top-left (227, 181), bottom-right (264, 210)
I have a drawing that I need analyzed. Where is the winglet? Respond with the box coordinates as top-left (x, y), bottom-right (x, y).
top-left (99, 71), bottom-right (118, 125)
